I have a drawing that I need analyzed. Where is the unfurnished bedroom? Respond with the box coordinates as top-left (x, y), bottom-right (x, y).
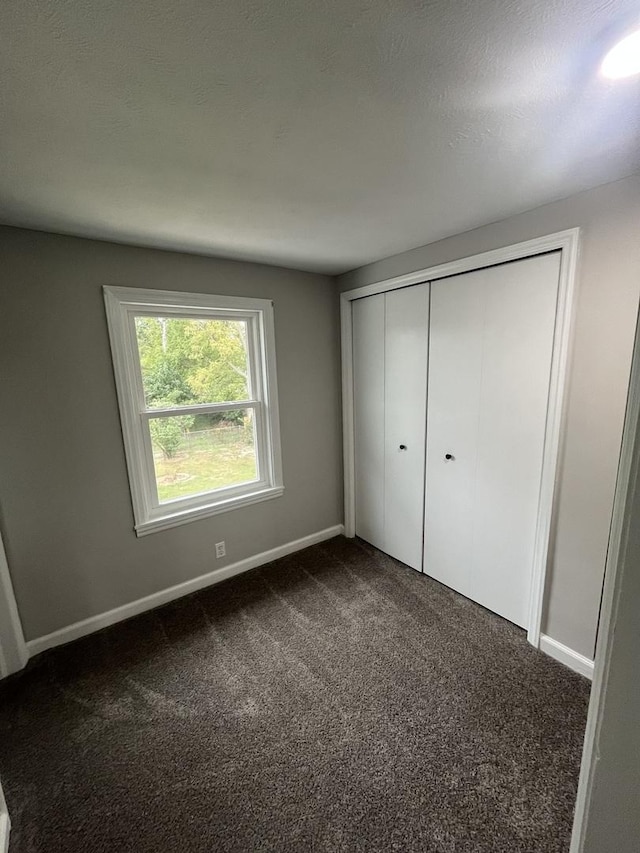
top-left (0, 2), bottom-right (639, 852)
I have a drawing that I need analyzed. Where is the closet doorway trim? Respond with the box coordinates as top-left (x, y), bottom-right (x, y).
top-left (340, 228), bottom-right (581, 649)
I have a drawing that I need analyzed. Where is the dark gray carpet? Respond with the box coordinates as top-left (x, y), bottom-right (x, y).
top-left (0, 536), bottom-right (590, 853)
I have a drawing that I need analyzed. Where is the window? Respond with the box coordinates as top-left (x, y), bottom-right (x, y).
top-left (103, 287), bottom-right (283, 535)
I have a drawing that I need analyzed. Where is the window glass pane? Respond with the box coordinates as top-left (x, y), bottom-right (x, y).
top-left (134, 316), bottom-right (251, 408)
top-left (149, 410), bottom-right (258, 503)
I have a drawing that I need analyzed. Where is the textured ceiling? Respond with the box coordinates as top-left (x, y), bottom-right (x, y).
top-left (0, 0), bottom-right (639, 273)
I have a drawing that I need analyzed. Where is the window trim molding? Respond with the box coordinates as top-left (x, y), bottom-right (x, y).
top-left (103, 286), bottom-right (283, 536)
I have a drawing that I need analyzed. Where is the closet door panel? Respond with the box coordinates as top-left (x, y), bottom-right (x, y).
top-left (353, 294), bottom-right (386, 551)
top-left (470, 253), bottom-right (560, 627)
top-left (384, 284), bottom-right (429, 571)
top-left (424, 252), bottom-right (561, 628)
top-left (424, 277), bottom-right (484, 595)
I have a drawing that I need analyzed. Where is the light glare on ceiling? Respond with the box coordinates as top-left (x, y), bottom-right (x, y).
top-left (601, 30), bottom-right (640, 79)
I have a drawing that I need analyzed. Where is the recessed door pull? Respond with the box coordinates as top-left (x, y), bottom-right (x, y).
top-left (445, 453), bottom-right (454, 461)
top-left (399, 444), bottom-right (407, 451)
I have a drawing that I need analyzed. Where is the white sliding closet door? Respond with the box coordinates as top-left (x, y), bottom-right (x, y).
top-left (353, 285), bottom-right (429, 570)
top-left (353, 293), bottom-right (385, 552)
top-left (384, 286), bottom-right (430, 569)
top-left (424, 252), bottom-right (560, 627)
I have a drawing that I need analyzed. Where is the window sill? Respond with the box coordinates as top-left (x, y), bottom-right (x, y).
top-left (134, 485), bottom-right (285, 537)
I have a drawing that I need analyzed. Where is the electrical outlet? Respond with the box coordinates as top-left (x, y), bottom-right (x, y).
top-left (215, 541), bottom-right (226, 559)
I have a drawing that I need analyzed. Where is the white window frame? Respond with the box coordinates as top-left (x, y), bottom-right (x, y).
top-left (103, 286), bottom-right (283, 536)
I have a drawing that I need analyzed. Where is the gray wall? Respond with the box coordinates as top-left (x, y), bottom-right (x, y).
top-left (0, 227), bottom-right (343, 641)
top-left (339, 175), bottom-right (640, 659)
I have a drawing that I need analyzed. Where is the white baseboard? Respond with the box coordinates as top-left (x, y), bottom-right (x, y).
top-left (539, 634), bottom-right (594, 680)
top-left (0, 811), bottom-right (9, 853)
top-left (27, 525), bottom-right (344, 657)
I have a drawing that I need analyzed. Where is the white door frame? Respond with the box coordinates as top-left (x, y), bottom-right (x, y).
top-left (570, 297), bottom-right (640, 852)
top-left (0, 526), bottom-right (28, 679)
top-left (0, 527), bottom-right (28, 852)
top-left (0, 777), bottom-right (10, 853)
top-left (340, 228), bottom-right (581, 648)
